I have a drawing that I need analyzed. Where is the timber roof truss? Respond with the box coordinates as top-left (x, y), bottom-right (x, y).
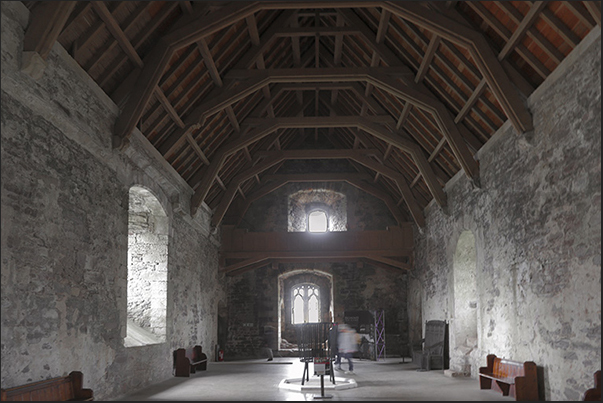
top-left (22, 0), bottom-right (600, 229)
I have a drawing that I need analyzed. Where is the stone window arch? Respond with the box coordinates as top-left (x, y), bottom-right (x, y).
top-left (124, 186), bottom-right (169, 347)
top-left (288, 189), bottom-right (346, 232)
top-left (278, 270), bottom-right (334, 350)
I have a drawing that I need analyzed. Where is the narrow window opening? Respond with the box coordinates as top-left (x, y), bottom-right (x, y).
top-left (125, 186), bottom-right (168, 347)
top-left (308, 210), bottom-right (328, 232)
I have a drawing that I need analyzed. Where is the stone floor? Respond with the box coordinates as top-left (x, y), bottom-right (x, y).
top-left (113, 357), bottom-right (513, 401)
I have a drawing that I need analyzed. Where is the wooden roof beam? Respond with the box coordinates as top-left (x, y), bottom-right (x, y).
top-left (91, 2), bottom-right (143, 68)
top-left (499, 2), bottom-right (547, 62)
top-left (584, 1), bottom-right (602, 26)
top-left (382, 1), bottom-right (533, 134)
top-left (191, 109), bottom-right (446, 227)
top-left (157, 10), bottom-right (298, 156)
top-left (158, 67), bottom-right (412, 157)
top-left (337, 9), bottom-right (479, 185)
top-left (327, 99), bottom-right (446, 211)
top-left (22, 1), bottom-right (76, 80)
top-left (465, 1), bottom-right (549, 80)
top-left (220, 142), bottom-right (427, 229)
top-left (246, 14), bottom-right (276, 118)
top-left (101, 2), bottom-right (180, 95)
top-left (112, 2), bottom-right (262, 150)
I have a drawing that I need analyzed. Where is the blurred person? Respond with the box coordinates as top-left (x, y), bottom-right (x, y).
top-left (329, 322), bottom-right (340, 370)
top-left (337, 323), bottom-right (358, 374)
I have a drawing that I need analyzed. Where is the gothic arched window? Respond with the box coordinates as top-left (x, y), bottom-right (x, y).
top-left (291, 283), bottom-right (320, 324)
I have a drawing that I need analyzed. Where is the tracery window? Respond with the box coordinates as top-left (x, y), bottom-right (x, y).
top-left (291, 283), bottom-right (320, 324)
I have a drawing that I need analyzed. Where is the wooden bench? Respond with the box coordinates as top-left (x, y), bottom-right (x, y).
top-left (583, 370), bottom-right (601, 401)
top-left (173, 345), bottom-right (208, 377)
top-left (479, 354), bottom-right (538, 401)
top-left (1, 371), bottom-right (93, 401)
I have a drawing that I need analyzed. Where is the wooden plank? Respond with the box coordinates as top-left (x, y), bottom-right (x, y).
top-left (255, 149), bottom-right (377, 159)
top-left (85, 2), bottom-right (146, 72)
top-left (497, 1), bottom-right (563, 65)
top-left (222, 245), bottom-right (407, 262)
top-left (100, 2), bottom-right (179, 91)
top-left (73, 3), bottom-right (123, 62)
top-left (454, 80), bottom-right (486, 124)
top-left (162, 2), bottom-right (262, 50)
top-left (61, 2), bottom-right (92, 39)
top-left (261, 173), bottom-right (373, 183)
top-left (236, 10), bottom-right (297, 69)
top-left (225, 66), bottom-right (412, 80)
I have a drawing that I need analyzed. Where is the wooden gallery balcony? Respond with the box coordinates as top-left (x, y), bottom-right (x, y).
top-left (219, 224), bottom-right (414, 275)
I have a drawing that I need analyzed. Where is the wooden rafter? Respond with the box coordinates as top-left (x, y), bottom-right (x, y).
top-left (381, 1), bottom-right (533, 134)
top-left (583, 1), bottom-right (602, 26)
top-left (91, 2), bottom-right (143, 68)
top-left (112, 2), bottom-right (263, 150)
top-left (42, 0), bottom-right (592, 231)
top-left (195, 115), bottom-right (434, 226)
top-left (160, 67), bottom-right (478, 187)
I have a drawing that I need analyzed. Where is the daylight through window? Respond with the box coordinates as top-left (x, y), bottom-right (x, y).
top-left (291, 284), bottom-right (320, 324)
top-left (308, 210), bottom-right (328, 232)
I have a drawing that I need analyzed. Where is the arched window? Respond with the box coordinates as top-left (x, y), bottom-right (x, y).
top-left (308, 210), bottom-right (328, 232)
top-left (291, 283), bottom-right (320, 324)
top-left (125, 186), bottom-right (168, 347)
top-left (288, 189), bottom-right (346, 232)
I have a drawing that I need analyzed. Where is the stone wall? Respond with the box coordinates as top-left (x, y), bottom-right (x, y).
top-left (226, 178), bottom-right (410, 359)
top-left (1, 2), bottom-right (226, 400)
top-left (413, 28), bottom-right (601, 400)
top-left (225, 262), bottom-right (410, 359)
top-left (241, 181), bottom-right (397, 232)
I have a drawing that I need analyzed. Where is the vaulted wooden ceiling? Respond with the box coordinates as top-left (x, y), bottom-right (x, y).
top-left (22, 1), bottom-right (601, 229)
